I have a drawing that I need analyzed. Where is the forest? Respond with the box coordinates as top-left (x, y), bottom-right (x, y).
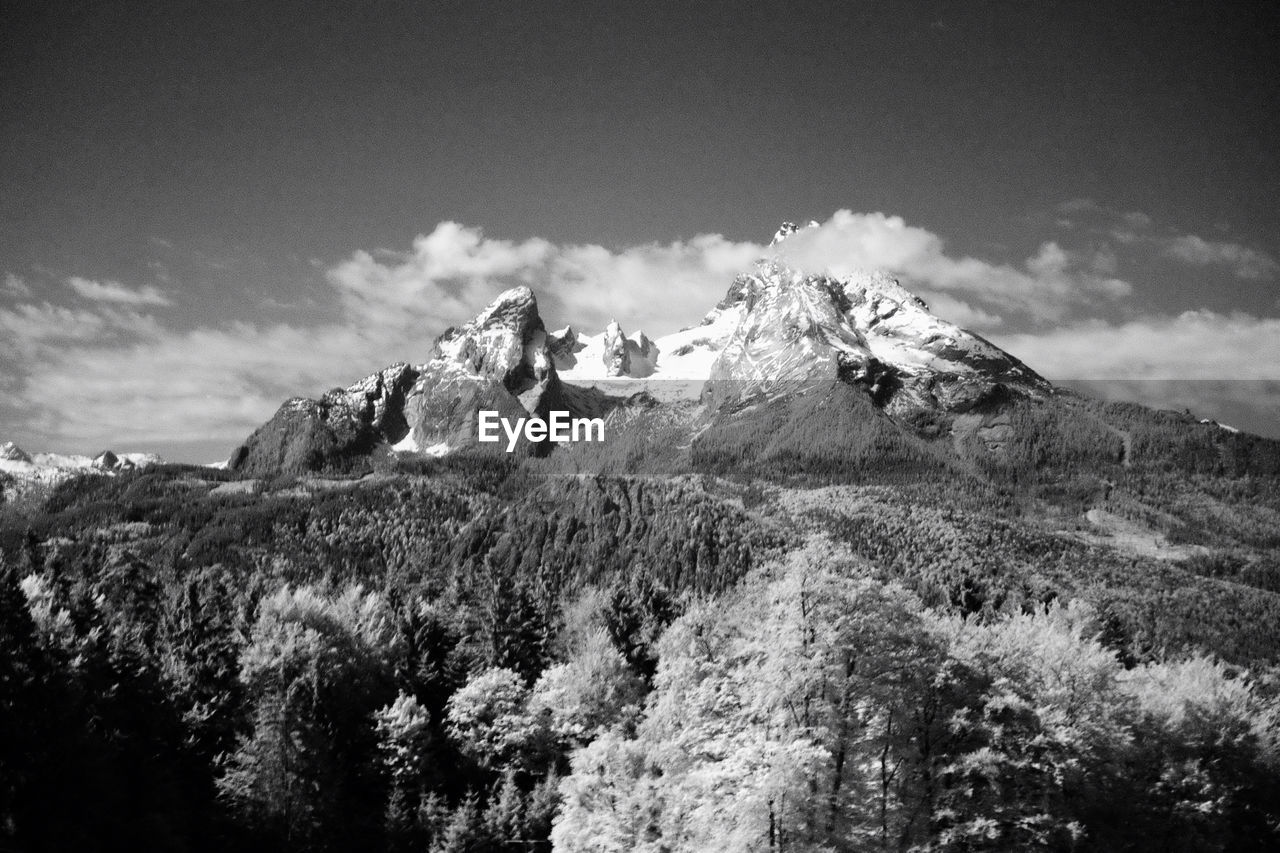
top-left (3, 390), bottom-right (1280, 852)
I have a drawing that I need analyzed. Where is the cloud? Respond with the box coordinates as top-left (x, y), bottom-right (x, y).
top-left (772, 211), bottom-right (1132, 322)
top-left (328, 213), bottom-right (1136, 340)
top-left (1162, 235), bottom-right (1279, 280)
top-left (66, 276), bottom-right (173, 306)
top-left (1053, 199), bottom-right (1277, 279)
top-left (0, 302), bottom-right (161, 360)
top-left (328, 222), bottom-right (761, 337)
top-left (16, 322), bottom-right (375, 450)
top-left (991, 310), bottom-right (1280, 380)
top-left (917, 292), bottom-right (1004, 329)
top-left (3, 273), bottom-right (32, 298)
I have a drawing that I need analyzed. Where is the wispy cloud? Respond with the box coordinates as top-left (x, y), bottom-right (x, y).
top-left (327, 222), bottom-right (761, 337)
top-left (1055, 199), bottom-right (1278, 280)
top-left (66, 276), bottom-right (173, 306)
top-left (2, 272), bottom-right (32, 298)
top-left (331, 213), bottom-right (1133, 337)
top-left (1162, 234), bottom-right (1280, 280)
top-left (992, 310), bottom-right (1280, 380)
top-left (772, 211), bottom-right (1132, 324)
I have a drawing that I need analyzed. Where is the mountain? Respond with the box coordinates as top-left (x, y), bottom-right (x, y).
top-left (229, 222), bottom-right (1058, 475)
top-left (401, 285), bottom-right (567, 454)
top-left (0, 441), bottom-right (162, 501)
top-left (227, 363), bottom-right (420, 476)
top-left (701, 258), bottom-right (1047, 413)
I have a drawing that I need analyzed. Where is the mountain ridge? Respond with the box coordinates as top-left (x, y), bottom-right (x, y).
top-left (226, 222), bottom-right (1060, 475)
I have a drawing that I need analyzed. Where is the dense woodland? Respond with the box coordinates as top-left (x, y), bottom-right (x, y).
top-left (3, 391), bottom-right (1280, 851)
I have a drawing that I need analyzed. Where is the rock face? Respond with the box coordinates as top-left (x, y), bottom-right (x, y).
top-left (601, 320), bottom-right (631, 376)
top-left (228, 363), bottom-right (420, 475)
top-left (704, 248), bottom-right (1047, 412)
top-left (0, 441), bottom-right (31, 463)
top-left (93, 450), bottom-right (120, 470)
top-left (403, 286), bottom-right (568, 453)
top-left (599, 321), bottom-right (660, 378)
top-left (547, 325), bottom-right (585, 371)
top-left (707, 260), bottom-right (886, 408)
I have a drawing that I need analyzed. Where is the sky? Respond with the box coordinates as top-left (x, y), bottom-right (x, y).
top-left (2, 0), bottom-right (1278, 461)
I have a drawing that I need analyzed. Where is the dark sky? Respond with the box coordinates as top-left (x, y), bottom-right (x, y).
top-left (2, 1), bottom-right (1279, 457)
top-left (5, 1), bottom-right (1278, 273)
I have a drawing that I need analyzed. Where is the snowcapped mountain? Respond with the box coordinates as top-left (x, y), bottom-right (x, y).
top-left (402, 284), bottom-right (564, 454)
top-left (229, 222), bottom-right (1054, 472)
top-left (554, 320), bottom-right (660, 381)
top-left (553, 221), bottom-right (1046, 411)
top-left (0, 440), bottom-right (162, 500)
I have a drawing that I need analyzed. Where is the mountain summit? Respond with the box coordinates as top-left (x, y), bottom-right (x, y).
top-left (562, 221), bottom-right (1047, 411)
top-left (229, 223), bottom-right (1051, 473)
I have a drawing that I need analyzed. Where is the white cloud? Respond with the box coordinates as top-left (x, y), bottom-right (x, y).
top-left (917, 292), bottom-right (1004, 329)
top-left (3, 273), bottom-right (32, 298)
top-left (16, 322), bottom-right (376, 448)
top-left (66, 276), bottom-right (173, 306)
top-left (327, 222), bottom-right (761, 337)
top-left (992, 310), bottom-right (1280, 380)
top-left (1051, 199), bottom-right (1277, 279)
top-left (772, 210), bottom-right (1132, 322)
top-left (0, 302), bottom-right (161, 360)
top-left (1162, 235), bottom-right (1279, 280)
top-left (328, 214), bottom-right (1135, 339)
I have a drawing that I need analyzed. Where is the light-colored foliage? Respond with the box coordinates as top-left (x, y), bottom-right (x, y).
top-left (554, 539), bottom-right (1280, 852)
top-left (528, 628), bottom-right (645, 747)
top-left (446, 667), bottom-right (546, 769)
top-left (218, 584), bottom-right (402, 844)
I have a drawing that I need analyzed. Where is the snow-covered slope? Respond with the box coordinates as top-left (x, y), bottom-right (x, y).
top-left (555, 320), bottom-right (660, 381)
top-left (0, 441), bottom-right (163, 501)
top-left (554, 221), bottom-right (1046, 411)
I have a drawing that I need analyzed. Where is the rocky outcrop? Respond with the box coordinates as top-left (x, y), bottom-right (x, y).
top-left (404, 286), bottom-right (570, 453)
top-left (702, 230), bottom-right (1048, 414)
top-left (600, 321), bottom-right (660, 378)
top-left (548, 325), bottom-right (585, 371)
top-left (630, 332), bottom-right (660, 377)
top-left (601, 321), bottom-right (631, 376)
top-left (0, 441), bottom-right (31, 463)
top-left (93, 450), bottom-right (120, 470)
top-left (228, 362), bottom-right (420, 476)
top-left (770, 219), bottom-right (820, 246)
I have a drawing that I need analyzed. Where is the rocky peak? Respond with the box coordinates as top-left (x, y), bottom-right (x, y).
top-left (330, 363), bottom-right (420, 440)
top-left (708, 261), bottom-right (877, 404)
top-left (431, 286), bottom-right (551, 391)
top-left (547, 325), bottom-right (585, 370)
top-left (599, 321), bottom-right (660, 378)
top-left (402, 286), bottom-right (566, 451)
top-left (93, 450), bottom-right (120, 470)
top-left (602, 320), bottom-right (631, 376)
top-left (705, 246), bottom-right (1048, 412)
top-left (0, 441), bottom-right (31, 463)
top-left (770, 219), bottom-right (821, 246)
